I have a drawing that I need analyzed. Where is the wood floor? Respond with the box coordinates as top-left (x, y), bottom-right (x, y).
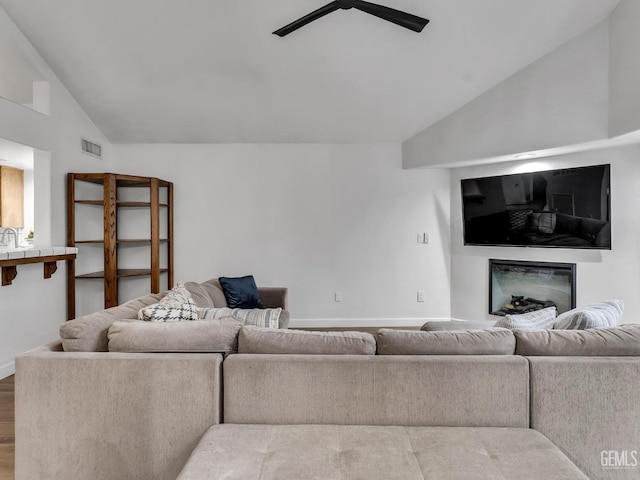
top-left (0, 376), bottom-right (14, 480)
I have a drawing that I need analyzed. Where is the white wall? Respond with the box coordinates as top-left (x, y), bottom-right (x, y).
top-left (403, 20), bottom-right (610, 168)
top-left (0, 6), bottom-right (111, 378)
top-left (609, 0), bottom-right (640, 137)
top-left (111, 144), bottom-right (451, 326)
top-left (450, 144), bottom-right (640, 324)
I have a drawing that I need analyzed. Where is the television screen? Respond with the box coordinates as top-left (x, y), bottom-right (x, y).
top-left (461, 164), bottom-right (611, 249)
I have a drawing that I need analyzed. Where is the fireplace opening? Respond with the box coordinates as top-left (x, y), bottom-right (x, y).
top-left (489, 259), bottom-right (576, 316)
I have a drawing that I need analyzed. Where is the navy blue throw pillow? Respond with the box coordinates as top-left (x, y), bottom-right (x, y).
top-left (219, 275), bottom-right (264, 309)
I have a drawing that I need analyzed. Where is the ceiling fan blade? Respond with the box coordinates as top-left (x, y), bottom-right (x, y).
top-left (273, 2), bottom-right (340, 37)
top-left (354, 0), bottom-right (429, 32)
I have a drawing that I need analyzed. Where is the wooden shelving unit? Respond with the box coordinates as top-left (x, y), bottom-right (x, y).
top-left (67, 173), bottom-right (174, 319)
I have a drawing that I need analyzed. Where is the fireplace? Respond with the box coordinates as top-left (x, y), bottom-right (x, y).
top-left (489, 259), bottom-right (576, 316)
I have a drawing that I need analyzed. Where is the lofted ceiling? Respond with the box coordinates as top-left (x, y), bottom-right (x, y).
top-left (0, 0), bottom-right (619, 143)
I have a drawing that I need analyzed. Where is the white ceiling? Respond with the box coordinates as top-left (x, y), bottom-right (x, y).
top-left (0, 0), bottom-right (620, 143)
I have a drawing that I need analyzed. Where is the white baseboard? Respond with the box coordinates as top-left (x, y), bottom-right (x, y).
top-left (288, 317), bottom-right (452, 328)
top-left (0, 360), bottom-right (15, 379)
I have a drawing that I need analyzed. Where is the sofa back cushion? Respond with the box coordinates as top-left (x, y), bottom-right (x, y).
top-left (223, 355), bottom-right (530, 427)
top-left (515, 324), bottom-right (640, 356)
top-left (184, 282), bottom-right (215, 308)
top-left (238, 327), bottom-right (376, 355)
top-left (60, 293), bottom-right (163, 352)
top-left (107, 319), bottom-right (242, 354)
top-left (198, 278), bottom-right (230, 307)
top-left (375, 329), bottom-right (515, 355)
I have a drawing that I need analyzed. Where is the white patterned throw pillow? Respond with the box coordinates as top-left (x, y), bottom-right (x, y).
top-left (197, 307), bottom-right (281, 329)
top-left (494, 306), bottom-right (557, 330)
top-left (138, 283), bottom-right (199, 322)
top-left (553, 300), bottom-right (624, 330)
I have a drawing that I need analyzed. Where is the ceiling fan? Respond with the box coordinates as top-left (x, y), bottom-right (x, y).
top-left (273, 0), bottom-right (429, 37)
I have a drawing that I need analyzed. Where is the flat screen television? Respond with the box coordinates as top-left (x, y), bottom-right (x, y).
top-left (461, 164), bottom-right (611, 249)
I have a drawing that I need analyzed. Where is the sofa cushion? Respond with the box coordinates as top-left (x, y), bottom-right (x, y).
top-left (421, 320), bottom-right (497, 331)
top-left (60, 293), bottom-right (164, 352)
top-left (553, 300), bottom-right (623, 329)
top-left (219, 275), bottom-right (264, 309)
top-left (183, 281), bottom-right (215, 308)
top-left (107, 319), bottom-right (242, 354)
top-left (376, 329), bottom-right (515, 355)
top-left (238, 326), bottom-right (376, 355)
top-left (177, 425), bottom-right (588, 480)
top-left (494, 306), bottom-right (557, 330)
top-left (198, 278), bottom-right (229, 306)
top-left (515, 324), bottom-right (640, 356)
top-left (198, 307), bottom-right (281, 329)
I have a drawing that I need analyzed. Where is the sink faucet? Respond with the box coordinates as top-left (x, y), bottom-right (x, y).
top-left (0, 228), bottom-right (19, 248)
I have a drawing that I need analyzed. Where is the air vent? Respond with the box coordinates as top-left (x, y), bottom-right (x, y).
top-left (81, 138), bottom-right (102, 158)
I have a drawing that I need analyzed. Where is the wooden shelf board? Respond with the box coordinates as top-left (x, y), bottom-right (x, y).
top-left (71, 173), bottom-right (171, 188)
top-left (119, 239), bottom-right (170, 243)
top-left (116, 239), bottom-right (151, 244)
top-left (75, 239), bottom-right (169, 244)
top-left (116, 201), bottom-right (151, 207)
top-left (77, 268), bottom-right (168, 279)
top-left (75, 200), bottom-right (167, 207)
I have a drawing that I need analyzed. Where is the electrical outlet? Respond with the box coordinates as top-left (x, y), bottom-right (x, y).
top-left (334, 292), bottom-right (342, 302)
top-left (417, 291), bottom-right (426, 302)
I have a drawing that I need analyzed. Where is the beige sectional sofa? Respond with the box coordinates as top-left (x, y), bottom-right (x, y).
top-left (14, 281), bottom-right (640, 480)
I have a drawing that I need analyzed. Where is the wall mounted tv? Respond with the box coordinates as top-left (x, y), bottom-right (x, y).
top-left (461, 164), bottom-right (611, 249)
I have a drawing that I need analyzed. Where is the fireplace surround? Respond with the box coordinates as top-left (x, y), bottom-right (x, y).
top-left (489, 259), bottom-right (576, 316)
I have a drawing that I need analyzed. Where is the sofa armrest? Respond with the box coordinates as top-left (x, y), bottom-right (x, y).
top-left (15, 341), bottom-right (223, 480)
top-left (529, 356), bottom-right (640, 480)
top-left (258, 287), bottom-right (288, 310)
